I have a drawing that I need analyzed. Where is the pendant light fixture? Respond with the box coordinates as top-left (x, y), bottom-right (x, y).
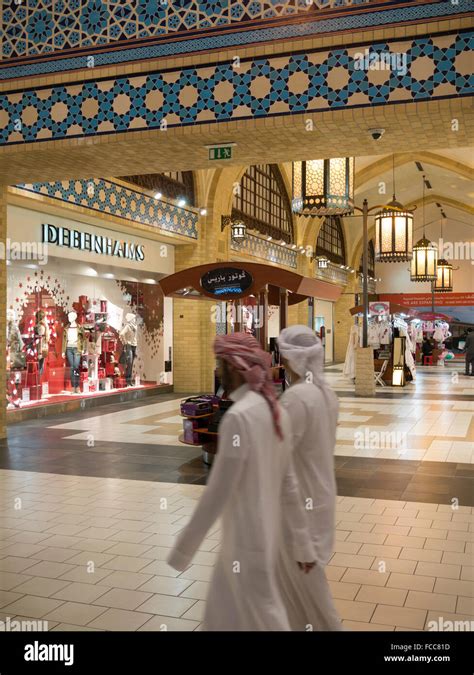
top-left (411, 175), bottom-right (437, 282)
top-left (292, 157), bottom-right (354, 216)
top-left (434, 216), bottom-right (453, 292)
top-left (374, 155), bottom-right (413, 262)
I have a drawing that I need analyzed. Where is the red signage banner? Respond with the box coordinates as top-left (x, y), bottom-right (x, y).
top-left (379, 293), bottom-right (474, 308)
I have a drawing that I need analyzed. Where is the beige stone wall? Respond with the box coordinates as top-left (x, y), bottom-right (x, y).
top-left (355, 347), bottom-right (376, 397)
top-left (173, 298), bottom-right (215, 394)
top-left (288, 300), bottom-right (309, 328)
top-left (171, 168), bottom-right (240, 393)
top-left (172, 198), bottom-right (220, 393)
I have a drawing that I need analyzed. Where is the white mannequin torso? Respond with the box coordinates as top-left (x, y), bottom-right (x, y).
top-left (67, 325), bottom-right (78, 348)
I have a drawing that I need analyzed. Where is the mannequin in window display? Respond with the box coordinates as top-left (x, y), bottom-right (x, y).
top-left (6, 310), bottom-right (23, 407)
top-left (62, 311), bottom-right (86, 393)
top-left (119, 313), bottom-right (138, 386)
top-left (7, 309), bottom-right (25, 371)
top-left (34, 310), bottom-right (50, 375)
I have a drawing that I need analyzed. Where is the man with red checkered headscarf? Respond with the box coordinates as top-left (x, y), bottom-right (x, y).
top-left (168, 333), bottom-right (315, 631)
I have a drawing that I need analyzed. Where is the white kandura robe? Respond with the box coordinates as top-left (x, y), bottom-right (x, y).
top-left (167, 383), bottom-right (314, 631)
top-left (343, 324), bottom-right (360, 380)
top-left (278, 382), bottom-right (342, 631)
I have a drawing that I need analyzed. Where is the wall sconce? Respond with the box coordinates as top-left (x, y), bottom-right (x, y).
top-left (221, 215), bottom-right (247, 241)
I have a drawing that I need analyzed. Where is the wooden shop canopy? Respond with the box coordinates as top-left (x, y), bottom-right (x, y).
top-left (159, 261), bottom-right (342, 304)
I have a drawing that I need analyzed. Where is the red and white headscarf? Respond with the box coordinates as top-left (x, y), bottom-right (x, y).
top-left (214, 332), bottom-right (283, 439)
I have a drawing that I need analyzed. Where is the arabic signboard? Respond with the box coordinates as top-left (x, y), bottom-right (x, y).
top-left (200, 268), bottom-right (253, 297)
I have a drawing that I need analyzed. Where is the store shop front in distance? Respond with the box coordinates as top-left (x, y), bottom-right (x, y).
top-left (6, 204), bottom-right (174, 421)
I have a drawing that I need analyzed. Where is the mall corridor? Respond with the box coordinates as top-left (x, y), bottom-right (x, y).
top-left (0, 0), bottom-right (472, 666)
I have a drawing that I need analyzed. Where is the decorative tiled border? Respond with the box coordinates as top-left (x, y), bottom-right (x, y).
top-left (1, 30), bottom-right (472, 147)
top-left (231, 233), bottom-right (298, 269)
top-left (0, 0), bottom-right (414, 62)
top-left (0, 1), bottom-right (468, 81)
top-left (14, 179), bottom-right (199, 239)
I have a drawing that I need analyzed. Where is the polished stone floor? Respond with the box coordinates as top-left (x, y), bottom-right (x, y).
top-left (0, 365), bottom-right (472, 631)
top-left (0, 471), bottom-right (472, 632)
top-left (1, 368), bottom-right (472, 502)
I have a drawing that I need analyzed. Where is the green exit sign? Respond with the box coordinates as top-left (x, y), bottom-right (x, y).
top-left (208, 146), bottom-right (234, 160)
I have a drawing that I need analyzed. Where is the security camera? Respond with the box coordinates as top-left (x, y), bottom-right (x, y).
top-left (369, 128), bottom-right (385, 141)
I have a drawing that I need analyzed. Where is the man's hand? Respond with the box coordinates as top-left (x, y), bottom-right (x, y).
top-left (297, 561), bottom-right (316, 574)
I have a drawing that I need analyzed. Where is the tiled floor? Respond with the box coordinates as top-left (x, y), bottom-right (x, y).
top-left (333, 456), bottom-right (474, 505)
top-left (0, 470), bottom-right (472, 632)
top-left (41, 367), bottom-right (474, 464)
top-left (2, 369), bottom-right (472, 502)
top-left (0, 365), bottom-right (472, 631)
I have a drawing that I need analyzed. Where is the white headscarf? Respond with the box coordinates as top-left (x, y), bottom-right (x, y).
top-left (277, 325), bottom-right (326, 388)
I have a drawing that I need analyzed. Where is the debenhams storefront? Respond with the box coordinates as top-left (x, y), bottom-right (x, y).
top-left (6, 203), bottom-right (174, 415)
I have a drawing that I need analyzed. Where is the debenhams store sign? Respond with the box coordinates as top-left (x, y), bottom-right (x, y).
top-left (42, 223), bottom-right (145, 262)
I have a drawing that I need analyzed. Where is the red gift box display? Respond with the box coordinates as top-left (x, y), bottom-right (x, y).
top-left (29, 385), bottom-right (42, 400)
top-left (102, 338), bottom-right (117, 352)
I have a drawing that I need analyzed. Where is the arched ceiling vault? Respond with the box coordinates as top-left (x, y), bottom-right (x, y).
top-left (355, 151), bottom-right (472, 191)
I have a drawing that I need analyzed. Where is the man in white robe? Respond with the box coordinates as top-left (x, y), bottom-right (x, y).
top-left (277, 325), bottom-right (342, 631)
top-left (167, 333), bottom-right (315, 631)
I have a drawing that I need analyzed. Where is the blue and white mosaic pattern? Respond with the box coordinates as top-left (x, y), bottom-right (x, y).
top-left (15, 179), bottom-right (199, 239)
top-left (0, 0), bottom-right (405, 60)
top-left (1, 31), bottom-right (472, 146)
top-left (0, 1), bottom-right (469, 81)
top-left (231, 233), bottom-right (298, 269)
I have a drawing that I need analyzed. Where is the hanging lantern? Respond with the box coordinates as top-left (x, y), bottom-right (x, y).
top-left (374, 156), bottom-right (413, 262)
top-left (410, 236), bottom-right (437, 282)
top-left (292, 158), bottom-right (354, 215)
top-left (434, 216), bottom-right (453, 293)
top-left (374, 199), bottom-right (413, 262)
top-left (434, 258), bottom-right (453, 292)
top-left (410, 173), bottom-right (437, 282)
top-left (231, 220), bottom-right (247, 241)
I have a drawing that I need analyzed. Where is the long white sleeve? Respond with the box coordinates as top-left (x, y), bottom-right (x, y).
top-left (281, 457), bottom-right (315, 563)
top-left (167, 412), bottom-right (247, 571)
top-left (280, 388), bottom-right (307, 448)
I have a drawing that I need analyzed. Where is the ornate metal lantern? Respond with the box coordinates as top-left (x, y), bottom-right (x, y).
top-left (292, 158), bottom-right (354, 216)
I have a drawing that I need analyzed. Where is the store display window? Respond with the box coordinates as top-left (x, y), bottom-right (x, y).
top-left (7, 267), bottom-right (167, 409)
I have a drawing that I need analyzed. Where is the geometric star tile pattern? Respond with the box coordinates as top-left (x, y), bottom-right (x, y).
top-left (15, 179), bottom-right (199, 239)
top-left (2, 0), bottom-right (417, 60)
top-left (1, 31), bottom-right (472, 146)
top-left (1, 1), bottom-right (470, 82)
